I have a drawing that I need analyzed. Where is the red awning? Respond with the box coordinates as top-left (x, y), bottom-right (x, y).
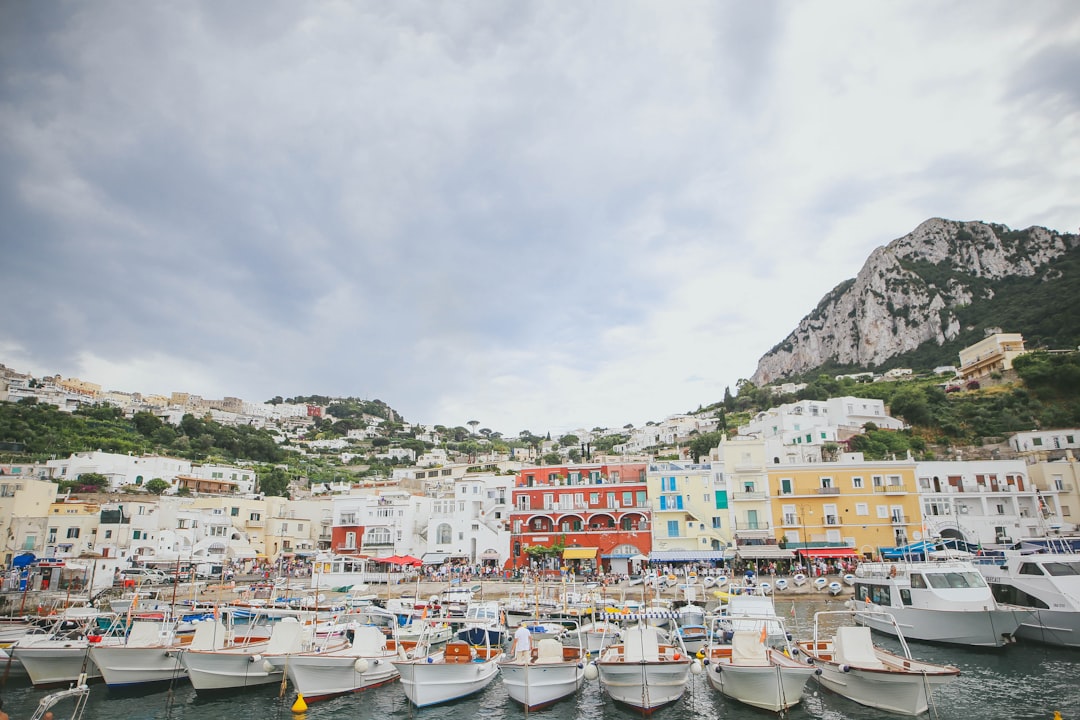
top-left (797, 547), bottom-right (860, 558)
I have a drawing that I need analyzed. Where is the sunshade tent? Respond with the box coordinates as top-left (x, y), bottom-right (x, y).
top-left (12, 553), bottom-right (35, 568)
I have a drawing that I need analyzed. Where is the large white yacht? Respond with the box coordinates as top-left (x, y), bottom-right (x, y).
top-left (975, 547), bottom-right (1080, 648)
top-left (850, 559), bottom-right (1032, 647)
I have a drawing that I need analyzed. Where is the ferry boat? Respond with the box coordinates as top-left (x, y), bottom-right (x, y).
top-left (850, 560), bottom-right (1032, 647)
top-left (976, 546), bottom-right (1080, 648)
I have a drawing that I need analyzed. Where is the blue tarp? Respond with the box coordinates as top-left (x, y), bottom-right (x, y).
top-left (11, 553), bottom-right (35, 568)
top-left (879, 538), bottom-right (979, 559)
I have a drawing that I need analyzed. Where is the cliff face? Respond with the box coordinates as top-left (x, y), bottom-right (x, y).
top-left (751, 218), bottom-right (1079, 384)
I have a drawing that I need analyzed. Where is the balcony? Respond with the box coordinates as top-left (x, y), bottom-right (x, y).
top-left (823, 515), bottom-right (841, 526)
top-left (732, 491), bottom-right (767, 501)
top-left (873, 483), bottom-right (908, 494)
top-left (781, 514), bottom-right (799, 527)
top-left (246, 518), bottom-right (265, 528)
top-left (890, 515), bottom-right (907, 525)
top-left (816, 487), bottom-right (840, 495)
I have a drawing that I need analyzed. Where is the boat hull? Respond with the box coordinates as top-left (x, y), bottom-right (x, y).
top-left (88, 645), bottom-right (187, 686)
top-left (854, 606), bottom-right (1025, 647)
top-left (812, 659), bottom-right (956, 715)
top-left (11, 644), bottom-right (102, 687)
top-left (271, 652), bottom-right (399, 702)
top-left (595, 660), bottom-right (691, 712)
top-left (182, 647), bottom-right (281, 691)
top-left (705, 651), bottom-right (816, 712)
top-left (499, 660), bottom-right (585, 710)
top-left (393, 656), bottom-right (501, 707)
top-left (1015, 609), bottom-right (1080, 648)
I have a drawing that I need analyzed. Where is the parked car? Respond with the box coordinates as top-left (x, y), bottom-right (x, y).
top-left (118, 568), bottom-right (168, 585)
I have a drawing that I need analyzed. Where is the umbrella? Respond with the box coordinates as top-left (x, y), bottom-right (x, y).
top-left (629, 554), bottom-right (650, 562)
top-left (398, 555), bottom-right (422, 566)
top-left (378, 555), bottom-right (404, 565)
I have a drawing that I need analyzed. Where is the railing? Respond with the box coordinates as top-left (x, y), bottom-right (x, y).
top-left (824, 515), bottom-right (840, 525)
top-left (781, 514), bottom-right (799, 527)
top-left (732, 491), bottom-right (767, 500)
top-left (873, 484), bottom-right (908, 493)
top-left (816, 487), bottom-right (840, 495)
top-left (890, 515), bottom-right (907, 524)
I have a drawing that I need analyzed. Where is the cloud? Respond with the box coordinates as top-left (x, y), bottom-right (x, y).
top-left (1, 1), bottom-right (1078, 435)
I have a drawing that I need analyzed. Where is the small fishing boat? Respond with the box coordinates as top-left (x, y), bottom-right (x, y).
top-left (675, 604), bottom-right (710, 655)
top-left (592, 622), bottom-right (698, 712)
top-left (499, 636), bottom-right (586, 710)
top-left (758, 582), bottom-right (772, 595)
top-left (266, 624), bottom-right (401, 703)
top-left (702, 615), bottom-right (816, 713)
top-left (812, 577), bottom-right (828, 591)
top-left (796, 610), bottom-right (960, 715)
top-left (393, 639), bottom-right (502, 707)
top-left (843, 573), bottom-right (856, 586)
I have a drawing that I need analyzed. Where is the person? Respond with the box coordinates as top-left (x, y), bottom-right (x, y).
top-left (0, 695), bottom-right (8, 720)
top-left (511, 621), bottom-right (533, 663)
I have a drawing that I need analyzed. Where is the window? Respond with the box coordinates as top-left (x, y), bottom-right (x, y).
top-left (712, 517), bottom-right (722, 529)
top-left (910, 573), bottom-right (927, 588)
top-left (437, 524), bottom-right (452, 544)
top-left (855, 503), bottom-right (869, 516)
top-left (820, 477), bottom-right (833, 488)
top-left (344, 531), bottom-right (356, 548)
top-left (852, 477), bottom-right (863, 489)
top-left (872, 475), bottom-right (883, 487)
top-left (876, 505), bottom-right (889, 518)
top-left (66, 527), bottom-right (80, 539)
top-left (104, 530), bottom-right (112, 539)
top-left (230, 507), bottom-right (239, 517)
top-left (250, 512), bottom-right (262, 522)
top-left (622, 492), bottom-right (633, 507)
top-left (667, 520), bottom-right (680, 537)
top-left (780, 478), bottom-right (793, 495)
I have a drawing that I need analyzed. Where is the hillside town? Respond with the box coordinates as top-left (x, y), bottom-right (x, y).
top-left (2, 332), bottom-right (1077, 597)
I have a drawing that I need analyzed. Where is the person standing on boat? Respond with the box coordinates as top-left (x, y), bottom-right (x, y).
top-left (511, 621), bottom-right (533, 663)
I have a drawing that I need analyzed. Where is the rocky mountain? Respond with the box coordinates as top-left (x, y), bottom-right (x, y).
top-left (752, 218), bottom-right (1080, 384)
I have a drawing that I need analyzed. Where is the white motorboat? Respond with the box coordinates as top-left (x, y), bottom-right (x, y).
top-left (843, 573), bottom-right (856, 586)
top-left (592, 622), bottom-right (697, 712)
top-left (10, 608), bottom-right (116, 687)
top-left (499, 636), bottom-right (586, 710)
top-left (812, 577), bottom-right (828, 591)
top-left (393, 639), bottom-right (502, 707)
top-left (758, 582), bottom-right (772, 595)
top-left (701, 615), bottom-right (816, 713)
top-left (87, 617), bottom-right (188, 687)
top-left (563, 619), bottom-right (622, 655)
top-left (182, 613), bottom-right (312, 691)
top-left (976, 548), bottom-right (1080, 648)
top-left (455, 600), bottom-right (507, 645)
top-left (675, 604), bottom-right (710, 655)
top-left (796, 610), bottom-right (960, 716)
top-left (851, 560), bottom-right (1032, 647)
top-left (714, 586), bottom-right (787, 646)
top-left (266, 624), bottom-right (400, 702)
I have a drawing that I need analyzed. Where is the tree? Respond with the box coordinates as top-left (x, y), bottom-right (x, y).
top-left (77, 472), bottom-right (109, 489)
top-left (688, 431), bottom-right (723, 463)
top-left (259, 467), bottom-right (291, 498)
top-left (132, 411), bottom-right (163, 437)
top-left (144, 478), bottom-right (171, 495)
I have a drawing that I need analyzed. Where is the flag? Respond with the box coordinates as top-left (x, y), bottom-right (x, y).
top-left (759, 624), bottom-right (767, 644)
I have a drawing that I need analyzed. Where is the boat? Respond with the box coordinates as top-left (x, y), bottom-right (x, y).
top-left (850, 559), bottom-right (1032, 647)
top-left (265, 623), bottom-right (400, 702)
top-left (181, 612), bottom-right (312, 691)
top-left (499, 635), bottom-right (587, 710)
top-left (714, 585), bottom-right (787, 646)
top-left (438, 585), bottom-right (475, 618)
top-left (701, 615), bottom-right (816, 713)
top-left (843, 573), bottom-right (856, 586)
top-left (792, 573), bottom-right (807, 587)
top-left (758, 582), bottom-right (772, 595)
top-left (393, 638), bottom-right (502, 707)
top-left (774, 578), bottom-right (789, 592)
top-left (674, 604), bottom-right (710, 655)
top-left (796, 610), bottom-right (960, 715)
top-left (455, 600), bottom-right (507, 645)
top-left (976, 547), bottom-right (1080, 648)
top-left (10, 608), bottom-right (118, 687)
top-left (812, 577), bottom-right (828, 591)
top-left (592, 622), bottom-right (697, 712)
top-left (827, 581), bottom-right (843, 596)
top-left (87, 616), bottom-right (189, 687)
top-left (562, 619), bottom-right (623, 655)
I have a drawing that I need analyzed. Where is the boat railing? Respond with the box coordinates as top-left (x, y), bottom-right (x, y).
top-left (810, 609), bottom-right (913, 660)
top-left (30, 674), bottom-right (90, 720)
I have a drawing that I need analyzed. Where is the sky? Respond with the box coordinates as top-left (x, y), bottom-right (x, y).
top-left (1, 2), bottom-right (1078, 438)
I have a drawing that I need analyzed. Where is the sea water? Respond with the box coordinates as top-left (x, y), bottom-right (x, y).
top-left (2, 598), bottom-right (1076, 720)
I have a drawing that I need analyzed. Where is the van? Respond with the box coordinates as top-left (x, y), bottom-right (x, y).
top-left (119, 568), bottom-right (167, 585)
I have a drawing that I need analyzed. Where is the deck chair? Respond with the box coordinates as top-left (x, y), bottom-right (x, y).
top-left (730, 630), bottom-right (768, 665)
top-left (833, 626), bottom-right (885, 669)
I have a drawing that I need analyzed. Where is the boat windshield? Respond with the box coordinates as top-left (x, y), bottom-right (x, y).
top-left (926, 571), bottom-right (987, 589)
top-left (1043, 561), bottom-right (1080, 576)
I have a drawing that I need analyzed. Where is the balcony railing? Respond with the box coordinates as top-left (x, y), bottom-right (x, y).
top-left (891, 515), bottom-right (907, 524)
top-left (816, 487), bottom-right (840, 495)
top-left (824, 515), bottom-right (840, 526)
top-left (732, 491), bottom-right (767, 500)
top-left (781, 514), bottom-right (799, 527)
top-left (873, 483), bottom-right (908, 494)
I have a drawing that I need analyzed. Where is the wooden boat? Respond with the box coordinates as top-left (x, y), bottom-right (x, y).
top-left (796, 610), bottom-right (960, 716)
top-left (701, 615), bottom-right (816, 713)
top-left (87, 617), bottom-right (191, 687)
top-left (393, 638), bottom-right (502, 707)
top-left (265, 624), bottom-right (400, 702)
top-left (499, 636), bottom-right (586, 710)
top-left (592, 623), bottom-right (697, 712)
top-left (181, 612), bottom-right (313, 691)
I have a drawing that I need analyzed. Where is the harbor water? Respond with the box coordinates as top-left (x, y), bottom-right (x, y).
top-left (1, 598), bottom-right (1077, 720)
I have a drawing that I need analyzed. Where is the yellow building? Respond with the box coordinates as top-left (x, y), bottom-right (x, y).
top-left (647, 461), bottom-right (726, 554)
top-left (768, 454), bottom-right (922, 557)
top-left (958, 332), bottom-right (1027, 382)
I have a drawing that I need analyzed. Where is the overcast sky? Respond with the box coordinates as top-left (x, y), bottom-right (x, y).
top-left (2, 2), bottom-right (1078, 438)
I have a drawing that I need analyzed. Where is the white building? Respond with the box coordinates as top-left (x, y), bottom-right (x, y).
top-left (915, 460), bottom-right (1062, 546)
top-left (1009, 429), bottom-right (1080, 455)
top-left (423, 473), bottom-right (513, 567)
top-left (46, 451), bottom-right (193, 491)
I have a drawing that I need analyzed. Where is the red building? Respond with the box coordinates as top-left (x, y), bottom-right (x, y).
top-left (508, 462), bottom-right (652, 573)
